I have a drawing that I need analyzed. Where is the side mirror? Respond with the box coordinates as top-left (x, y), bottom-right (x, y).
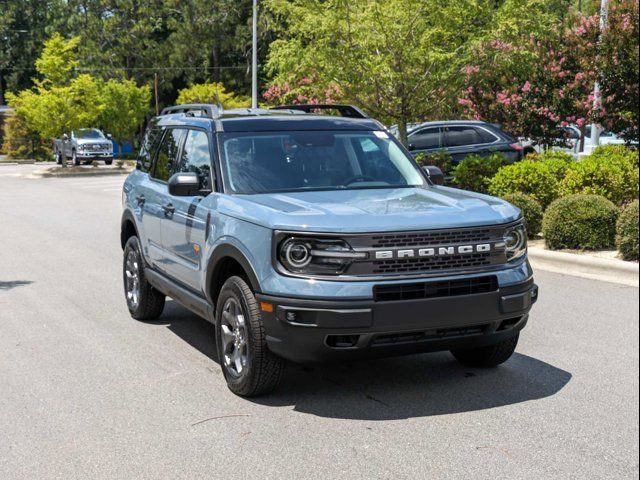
top-left (63, 133), bottom-right (69, 141)
top-left (423, 165), bottom-right (445, 186)
top-left (408, 144), bottom-right (416, 151)
top-left (168, 172), bottom-right (201, 196)
top-left (106, 133), bottom-right (113, 139)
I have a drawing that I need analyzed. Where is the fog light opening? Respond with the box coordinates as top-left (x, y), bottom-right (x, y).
top-left (326, 334), bottom-right (360, 348)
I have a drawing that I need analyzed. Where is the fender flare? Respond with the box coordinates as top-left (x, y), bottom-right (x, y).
top-left (120, 209), bottom-right (139, 249)
top-left (205, 244), bottom-right (262, 304)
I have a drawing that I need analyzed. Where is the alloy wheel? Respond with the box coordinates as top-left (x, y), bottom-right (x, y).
top-left (124, 250), bottom-right (141, 309)
top-left (220, 297), bottom-right (249, 377)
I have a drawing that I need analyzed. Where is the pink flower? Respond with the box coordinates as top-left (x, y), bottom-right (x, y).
top-left (576, 118), bottom-right (586, 128)
top-left (522, 81), bottom-right (532, 93)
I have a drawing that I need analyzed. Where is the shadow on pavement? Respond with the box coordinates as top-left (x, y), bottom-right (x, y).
top-left (160, 300), bottom-right (572, 420)
top-left (0, 280), bottom-right (33, 291)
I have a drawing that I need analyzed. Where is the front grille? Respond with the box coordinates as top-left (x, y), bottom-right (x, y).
top-left (371, 324), bottom-right (488, 347)
top-left (372, 252), bottom-right (491, 274)
top-left (373, 275), bottom-right (498, 302)
top-left (371, 229), bottom-right (492, 248)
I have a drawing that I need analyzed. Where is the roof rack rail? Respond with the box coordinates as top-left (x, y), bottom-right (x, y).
top-left (271, 104), bottom-right (368, 119)
top-left (160, 104), bottom-right (222, 118)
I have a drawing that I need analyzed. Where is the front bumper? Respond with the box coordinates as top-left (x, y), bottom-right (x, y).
top-left (77, 151), bottom-right (113, 159)
top-left (257, 277), bottom-right (537, 363)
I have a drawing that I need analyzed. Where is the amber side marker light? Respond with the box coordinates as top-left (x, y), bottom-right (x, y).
top-left (260, 302), bottom-right (274, 313)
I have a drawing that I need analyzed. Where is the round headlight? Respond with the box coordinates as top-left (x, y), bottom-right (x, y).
top-left (505, 229), bottom-right (523, 250)
top-left (504, 223), bottom-right (527, 260)
top-left (282, 239), bottom-right (312, 268)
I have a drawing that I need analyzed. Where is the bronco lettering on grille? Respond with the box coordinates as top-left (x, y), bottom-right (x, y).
top-left (374, 243), bottom-right (493, 260)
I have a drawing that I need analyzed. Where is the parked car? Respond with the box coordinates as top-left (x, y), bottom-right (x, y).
top-left (54, 128), bottom-right (114, 165)
top-left (391, 120), bottom-right (525, 164)
top-left (121, 103), bottom-right (538, 396)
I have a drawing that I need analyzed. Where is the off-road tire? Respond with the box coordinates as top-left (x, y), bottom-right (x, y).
top-left (123, 236), bottom-right (165, 320)
top-left (451, 333), bottom-right (519, 367)
top-left (105, 159), bottom-right (113, 166)
top-left (216, 276), bottom-right (284, 396)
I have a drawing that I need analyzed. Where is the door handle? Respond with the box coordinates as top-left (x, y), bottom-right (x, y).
top-left (162, 203), bottom-right (175, 216)
top-left (135, 194), bottom-right (145, 206)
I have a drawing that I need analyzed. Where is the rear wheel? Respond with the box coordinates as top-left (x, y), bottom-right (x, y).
top-left (216, 276), bottom-right (284, 396)
top-left (123, 236), bottom-right (165, 320)
top-left (451, 334), bottom-right (519, 367)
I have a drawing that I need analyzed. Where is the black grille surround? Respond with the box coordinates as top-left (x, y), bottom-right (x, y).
top-left (273, 220), bottom-right (521, 281)
top-left (373, 275), bottom-right (498, 302)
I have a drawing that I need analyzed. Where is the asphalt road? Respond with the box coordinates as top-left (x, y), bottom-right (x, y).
top-left (1, 165), bottom-right (638, 479)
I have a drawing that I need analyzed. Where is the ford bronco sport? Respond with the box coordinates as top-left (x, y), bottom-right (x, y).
top-left (121, 103), bottom-right (538, 396)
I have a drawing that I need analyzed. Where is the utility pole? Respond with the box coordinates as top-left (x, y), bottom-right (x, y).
top-left (589, 0), bottom-right (610, 151)
top-left (251, 0), bottom-right (258, 109)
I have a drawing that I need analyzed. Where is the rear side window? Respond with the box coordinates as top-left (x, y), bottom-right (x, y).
top-left (152, 128), bottom-right (185, 182)
top-left (408, 127), bottom-right (441, 149)
top-left (137, 126), bottom-right (162, 172)
top-left (445, 126), bottom-right (497, 147)
top-left (177, 129), bottom-right (213, 191)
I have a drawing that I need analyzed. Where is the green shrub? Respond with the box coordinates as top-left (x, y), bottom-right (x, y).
top-left (414, 151), bottom-right (453, 177)
top-left (528, 149), bottom-right (575, 164)
top-left (489, 160), bottom-right (561, 208)
top-left (501, 193), bottom-right (543, 239)
top-left (616, 200), bottom-right (639, 261)
top-left (560, 154), bottom-right (639, 205)
top-left (590, 144), bottom-right (639, 168)
top-left (542, 194), bottom-right (619, 250)
top-left (452, 153), bottom-right (508, 194)
top-left (1, 114), bottom-right (50, 161)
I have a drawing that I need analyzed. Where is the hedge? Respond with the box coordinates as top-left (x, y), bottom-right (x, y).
top-left (616, 200), bottom-right (639, 261)
top-left (489, 160), bottom-right (562, 208)
top-left (501, 193), bottom-right (543, 239)
top-left (560, 153), bottom-right (639, 205)
top-left (542, 194), bottom-right (619, 250)
top-left (453, 153), bottom-right (508, 194)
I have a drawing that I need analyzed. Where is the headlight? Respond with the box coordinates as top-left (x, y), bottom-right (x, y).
top-left (504, 222), bottom-right (527, 261)
top-left (278, 237), bottom-right (367, 275)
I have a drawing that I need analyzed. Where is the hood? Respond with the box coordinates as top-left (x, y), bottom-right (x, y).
top-left (77, 138), bottom-right (110, 145)
top-left (216, 186), bottom-right (521, 233)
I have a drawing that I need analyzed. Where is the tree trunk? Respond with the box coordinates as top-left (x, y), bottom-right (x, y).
top-left (397, 120), bottom-right (409, 148)
top-left (578, 125), bottom-right (586, 153)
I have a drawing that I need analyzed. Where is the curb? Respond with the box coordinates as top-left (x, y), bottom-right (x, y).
top-left (29, 168), bottom-right (133, 178)
top-left (528, 247), bottom-right (638, 287)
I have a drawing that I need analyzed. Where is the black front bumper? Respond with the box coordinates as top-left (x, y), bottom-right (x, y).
top-left (256, 278), bottom-right (538, 364)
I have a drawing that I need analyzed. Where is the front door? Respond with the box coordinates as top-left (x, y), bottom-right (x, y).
top-left (145, 127), bottom-right (185, 267)
top-left (161, 128), bottom-right (213, 292)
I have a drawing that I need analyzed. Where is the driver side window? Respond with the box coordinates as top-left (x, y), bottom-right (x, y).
top-left (152, 128), bottom-right (185, 182)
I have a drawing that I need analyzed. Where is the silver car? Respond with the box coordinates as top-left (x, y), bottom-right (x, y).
top-left (54, 128), bottom-right (114, 165)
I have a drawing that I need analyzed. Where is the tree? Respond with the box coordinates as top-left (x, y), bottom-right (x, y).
top-left (7, 34), bottom-right (151, 164)
top-left (99, 79), bottom-right (151, 150)
top-left (458, 13), bottom-right (602, 148)
top-left (176, 82), bottom-right (250, 108)
top-left (599, 0), bottom-right (639, 142)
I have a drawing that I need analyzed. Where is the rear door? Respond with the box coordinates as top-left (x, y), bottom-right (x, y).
top-left (443, 125), bottom-right (499, 164)
top-left (144, 127), bottom-right (186, 267)
top-left (160, 128), bottom-right (213, 292)
top-left (406, 127), bottom-right (443, 156)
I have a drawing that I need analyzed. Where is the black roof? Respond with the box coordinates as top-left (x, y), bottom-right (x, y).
top-left (155, 104), bottom-right (383, 132)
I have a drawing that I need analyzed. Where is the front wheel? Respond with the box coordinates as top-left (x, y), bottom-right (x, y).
top-left (216, 276), bottom-right (284, 396)
top-left (123, 236), bottom-right (165, 320)
top-left (72, 150), bottom-right (80, 166)
top-left (451, 334), bottom-right (519, 367)
top-left (105, 159), bottom-right (113, 166)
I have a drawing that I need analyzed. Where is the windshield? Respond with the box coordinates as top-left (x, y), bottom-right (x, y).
top-left (218, 130), bottom-right (426, 194)
top-left (75, 128), bottom-right (105, 139)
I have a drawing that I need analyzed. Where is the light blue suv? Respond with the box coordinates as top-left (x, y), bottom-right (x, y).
top-left (121, 104), bottom-right (538, 396)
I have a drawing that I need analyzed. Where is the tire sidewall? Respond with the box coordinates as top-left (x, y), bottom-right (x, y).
top-left (215, 278), bottom-right (258, 391)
